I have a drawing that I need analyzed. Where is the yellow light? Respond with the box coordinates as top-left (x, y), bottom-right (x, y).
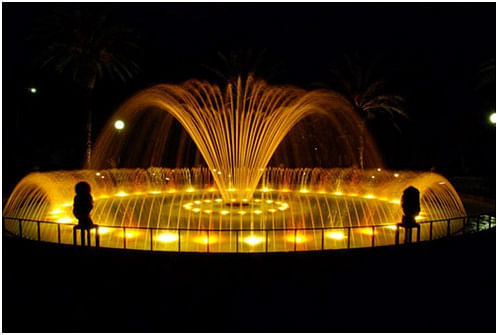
top-left (56, 217), bottom-right (74, 224)
top-left (386, 225), bottom-right (398, 230)
top-left (96, 172), bottom-right (101, 176)
top-left (99, 195), bottom-right (110, 199)
top-left (50, 209), bottom-right (63, 215)
top-left (150, 190), bottom-right (161, 194)
top-left (156, 232), bottom-right (178, 243)
top-left (244, 235), bottom-right (265, 245)
top-left (194, 200), bottom-right (201, 205)
top-left (120, 231), bottom-right (137, 238)
top-left (363, 194), bottom-right (375, 199)
top-left (333, 191), bottom-right (344, 196)
top-left (415, 216), bottom-right (423, 220)
top-left (220, 210), bottom-right (230, 215)
top-left (371, 176), bottom-right (375, 179)
top-left (228, 188), bottom-right (236, 192)
top-left (204, 199), bottom-right (212, 203)
top-left (203, 209), bottom-right (213, 214)
top-left (194, 235), bottom-right (218, 245)
top-left (116, 191), bottom-right (128, 197)
top-left (254, 199), bottom-right (262, 203)
top-left (237, 210), bottom-right (247, 215)
top-left (183, 202), bottom-right (193, 209)
top-left (278, 206), bottom-right (287, 211)
top-left (359, 228), bottom-right (375, 235)
top-left (253, 209), bottom-right (263, 215)
top-left (192, 208), bottom-right (201, 213)
top-left (377, 168), bottom-right (382, 172)
top-left (390, 199), bottom-right (401, 204)
top-left (394, 173), bottom-right (399, 178)
top-left (262, 187), bottom-right (270, 192)
top-left (97, 227), bottom-right (111, 234)
top-left (167, 189), bottom-right (176, 193)
top-left (265, 199), bottom-right (273, 204)
top-left (231, 198), bottom-right (237, 202)
top-left (380, 197), bottom-right (388, 201)
top-left (62, 203), bottom-right (72, 207)
top-left (134, 191), bottom-right (143, 195)
top-left (286, 233), bottom-right (308, 243)
top-left (280, 188), bottom-right (290, 192)
top-left (326, 231), bottom-right (345, 240)
top-left (268, 209), bottom-right (277, 213)
top-left (299, 189), bottom-right (309, 193)
top-left (114, 120), bottom-right (125, 130)
top-left (348, 193), bottom-right (358, 197)
top-left (215, 198), bottom-right (223, 203)
top-left (318, 189), bottom-right (326, 194)
top-left (242, 198), bottom-right (249, 202)
top-left (208, 187), bottom-right (216, 192)
top-left (217, 171), bottom-right (222, 175)
top-left (186, 188), bottom-right (195, 193)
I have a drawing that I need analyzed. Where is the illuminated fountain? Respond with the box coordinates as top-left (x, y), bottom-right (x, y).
top-left (3, 76), bottom-right (466, 252)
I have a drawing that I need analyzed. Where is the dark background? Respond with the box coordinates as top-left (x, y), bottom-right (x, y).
top-left (3, 3), bottom-right (496, 196)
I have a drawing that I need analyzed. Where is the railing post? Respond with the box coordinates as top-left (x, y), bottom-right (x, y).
top-left (371, 226), bottom-right (375, 247)
top-left (395, 225), bottom-right (400, 245)
top-left (207, 230), bottom-right (210, 253)
top-left (57, 224), bottom-right (61, 244)
top-left (236, 230), bottom-right (239, 253)
top-left (37, 221), bottom-right (41, 241)
top-left (95, 227), bottom-right (100, 247)
top-left (178, 230), bottom-right (181, 252)
top-left (446, 219), bottom-right (451, 237)
top-left (265, 230), bottom-right (269, 252)
top-left (150, 229), bottom-right (153, 251)
top-left (18, 219), bottom-right (23, 238)
top-left (429, 222), bottom-right (433, 241)
top-left (123, 227), bottom-right (126, 249)
top-left (294, 229), bottom-right (297, 252)
top-left (347, 227), bottom-right (351, 249)
top-left (321, 229), bottom-right (324, 250)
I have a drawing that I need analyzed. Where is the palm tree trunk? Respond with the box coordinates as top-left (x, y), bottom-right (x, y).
top-left (84, 75), bottom-right (96, 168)
top-left (86, 106), bottom-right (92, 167)
top-left (358, 122), bottom-right (365, 170)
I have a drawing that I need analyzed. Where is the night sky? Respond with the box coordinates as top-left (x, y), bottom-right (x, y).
top-left (3, 3), bottom-right (496, 195)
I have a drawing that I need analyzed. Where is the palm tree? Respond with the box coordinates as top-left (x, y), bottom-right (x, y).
top-left (203, 48), bottom-right (283, 85)
top-left (329, 54), bottom-right (407, 169)
top-left (30, 8), bottom-right (141, 166)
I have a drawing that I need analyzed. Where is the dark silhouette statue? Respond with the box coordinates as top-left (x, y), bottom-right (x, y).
top-left (399, 186), bottom-right (421, 243)
top-left (72, 181), bottom-right (99, 246)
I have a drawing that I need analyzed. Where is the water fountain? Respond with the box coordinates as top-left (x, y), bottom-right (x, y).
top-left (3, 76), bottom-right (466, 252)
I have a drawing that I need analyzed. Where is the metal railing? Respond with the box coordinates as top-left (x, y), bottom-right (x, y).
top-left (2, 213), bottom-right (495, 253)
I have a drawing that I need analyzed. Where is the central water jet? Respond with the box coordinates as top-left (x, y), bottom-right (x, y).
top-left (90, 76), bottom-right (367, 203)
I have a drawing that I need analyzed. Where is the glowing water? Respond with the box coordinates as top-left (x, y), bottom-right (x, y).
top-left (4, 167), bottom-right (466, 251)
top-left (90, 76), bottom-right (379, 202)
top-left (3, 76), bottom-right (467, 252)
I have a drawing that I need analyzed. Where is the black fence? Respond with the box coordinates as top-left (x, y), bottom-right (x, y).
top-left (3, 213), bottom-right (495, 253)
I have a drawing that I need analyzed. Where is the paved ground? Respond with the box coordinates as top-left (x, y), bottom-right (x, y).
top-left (2, 228), bottom-right (496, 332)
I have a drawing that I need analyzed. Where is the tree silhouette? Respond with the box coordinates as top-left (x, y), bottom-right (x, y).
top-left (30, 8), bottom-right (141, 166)
top-left (328, 54), bottom-right (407, 169)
